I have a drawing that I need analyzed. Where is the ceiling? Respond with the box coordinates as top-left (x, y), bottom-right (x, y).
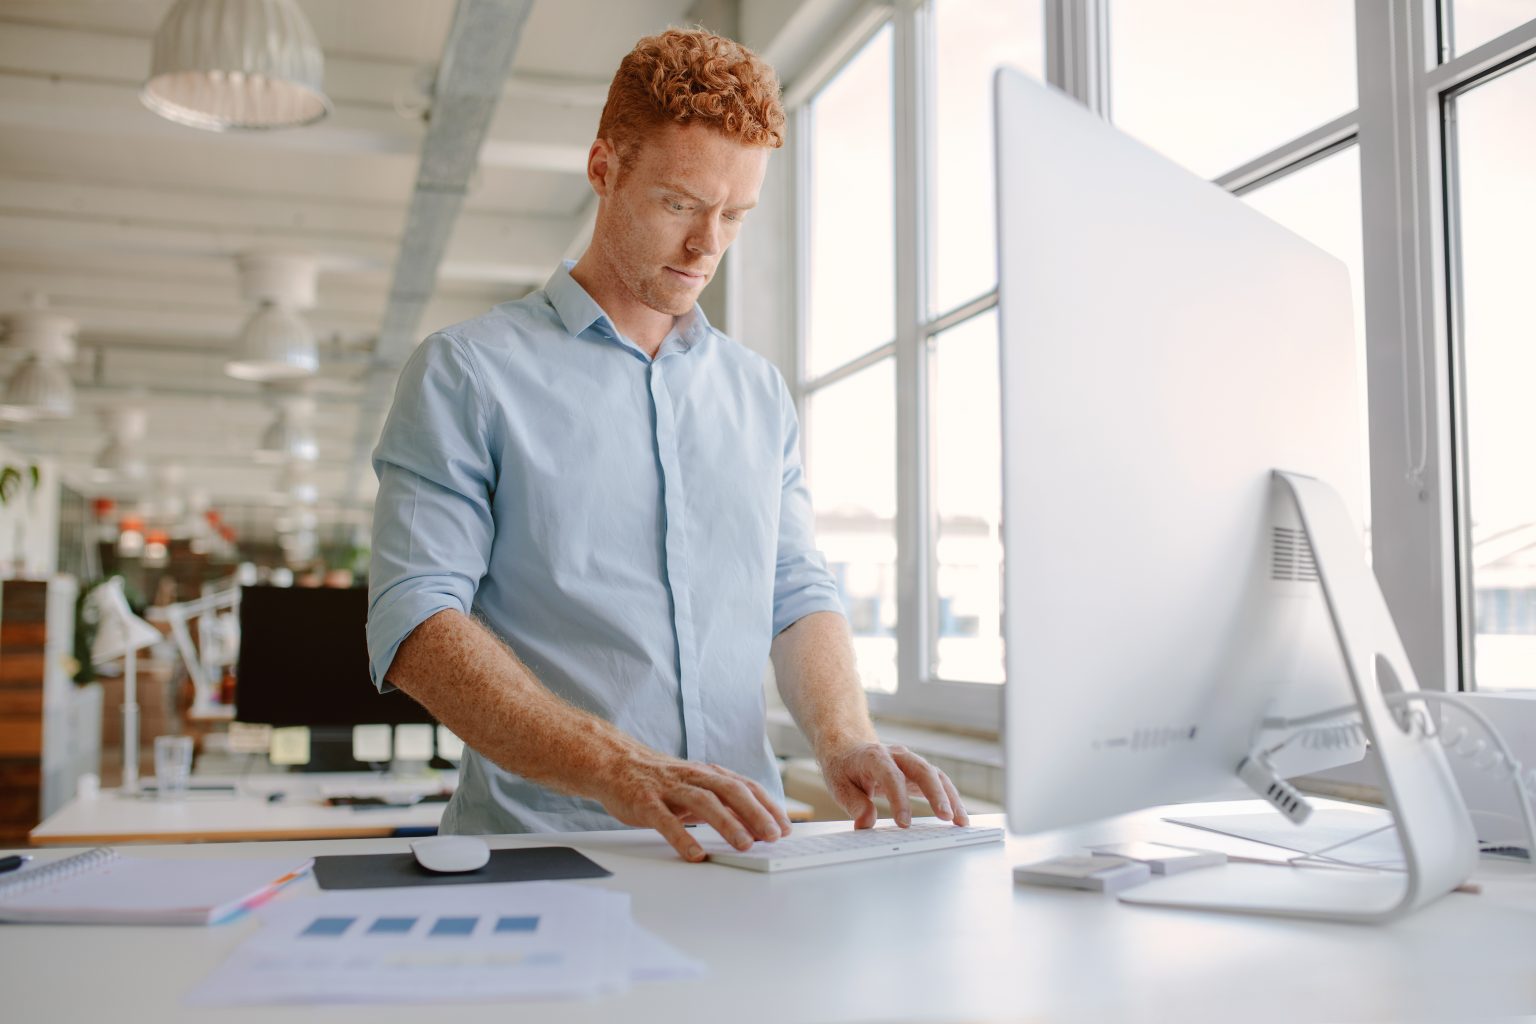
top-left (0, 0), bottom-right (711, 547)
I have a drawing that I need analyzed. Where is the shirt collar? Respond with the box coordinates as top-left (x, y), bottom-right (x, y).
top-left (544, 260), bottom-right (713, 353)
top-left (544, 261), bottom-right (610, 338)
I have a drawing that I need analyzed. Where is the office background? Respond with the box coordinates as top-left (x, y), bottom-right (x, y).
top-left (0, 1), bottom-right (1533, 835)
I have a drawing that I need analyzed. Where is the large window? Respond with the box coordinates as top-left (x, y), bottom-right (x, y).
top-left (1109, 0), bottom-right (1356, 179)
top-left (806, 360), bottom-right (899, 695)
top-left (930, 308), bottom-right (1003, 685)
top-left (929, 0), bottom-right (1046, 315)
top-left (801, 26), bottom-right (898, 695)
top-left (1443, 0), bottom-right (1536, 57)
top-left (922, 1), bottom-right (1043, 693)
top-left (794, 3), bottom-right (1040, 725)
top-left (788, 2), bottom-right (1536, 729)
top-left (1450, 56), bottom-right (1536, 690)
top-left (803, 25), bottom-right (894, 380)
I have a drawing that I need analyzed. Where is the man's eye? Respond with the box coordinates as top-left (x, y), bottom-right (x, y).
top-left (669, 201), bottom-right (687, 211)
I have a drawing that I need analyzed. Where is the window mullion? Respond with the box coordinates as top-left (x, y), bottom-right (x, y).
top-left (1354, 0), bottom-right (1461, 692)
top-left (891, 0), bottom-right (929, 711)
top-left (1045, 0), bottom-right (1111, 115)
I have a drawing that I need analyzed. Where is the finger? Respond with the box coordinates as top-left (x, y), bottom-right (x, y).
top-left (941, 772), bottom-right (970, 827)
top-left (646, 803), bottom-right (705, 862)
top-left (732, 770), bottom-right (793, 836)
top-left (704, 765), bottom-right (785, 840)
top-left (851, 790), bottom-right (878, 829)
top-left (890, 748), bottom-right (953, 821)
top-left (674, 787), bottom-right (755, 851)
top-left (871, 751), bottom-right (911, 827)
top-left (832, 775), bottom-right (878, 829)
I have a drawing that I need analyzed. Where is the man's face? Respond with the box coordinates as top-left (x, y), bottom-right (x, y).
top-left (591, 123), bottom-right (769, 317)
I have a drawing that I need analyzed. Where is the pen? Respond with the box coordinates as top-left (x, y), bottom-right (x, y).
top-left (0, 854), bottom-right (32, 874)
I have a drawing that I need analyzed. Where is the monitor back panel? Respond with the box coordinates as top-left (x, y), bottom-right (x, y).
top-left (995, 69), bottom-right (1363, 833)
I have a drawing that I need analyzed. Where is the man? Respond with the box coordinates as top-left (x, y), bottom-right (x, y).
top-left (367, 28), bottom-right (968, 862)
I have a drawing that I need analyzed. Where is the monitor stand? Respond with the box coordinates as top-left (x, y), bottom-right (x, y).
top-left (1120, 470), bottom-right (1478, 923)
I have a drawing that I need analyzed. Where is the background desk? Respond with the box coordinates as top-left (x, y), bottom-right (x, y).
top-left (28, 772), bottom-right (456, 845)
top-left (6, 802), bottom-right (1536, 1023)
top-left (29, 772), bottom-right (818, 846)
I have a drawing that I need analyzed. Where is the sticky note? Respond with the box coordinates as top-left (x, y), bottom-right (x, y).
top-left (269, 726), bottom-right (311, 766)
top-left (351, 724), bottom-right (392, 763)
top-left (394, 724), bottom-right (435, 762)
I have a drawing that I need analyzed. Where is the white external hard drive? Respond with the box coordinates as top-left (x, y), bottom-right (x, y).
top-left (1088, 841), bottom-right (1227, 875)
top-left (1012, 854), bottom-right (1152, 893)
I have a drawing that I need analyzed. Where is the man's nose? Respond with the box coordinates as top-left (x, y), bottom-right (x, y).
top-left (687, 214), bottom-right (723, 257)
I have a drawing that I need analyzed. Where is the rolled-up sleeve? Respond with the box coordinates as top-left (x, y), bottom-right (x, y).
top-left (367, 332), bottom-right (497, 690)
top-left (771, 374), bottom-right (846, 636)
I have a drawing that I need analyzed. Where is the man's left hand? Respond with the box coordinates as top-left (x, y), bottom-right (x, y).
top-left (819, 742), bottom-right (970, 829)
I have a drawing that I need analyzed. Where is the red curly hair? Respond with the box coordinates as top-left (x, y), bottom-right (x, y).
top-left (598, 28), bottom-right (785, 170)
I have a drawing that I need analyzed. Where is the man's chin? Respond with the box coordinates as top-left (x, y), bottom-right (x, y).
top-left (644, 280), bottom-right (704, 316)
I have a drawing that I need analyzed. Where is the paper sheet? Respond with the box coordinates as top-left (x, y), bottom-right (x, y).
top-left (1165, 807), bottom-right (1406, 869)
top-left (185, 882), bottom-right (704, 1006)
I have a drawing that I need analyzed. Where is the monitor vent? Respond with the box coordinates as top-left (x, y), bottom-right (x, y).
top-left (1271, 526), bottom-right (1319, 583)
top-left (1130, 725), bottom-right (1198, 751)
top-left (1095, 725), bottom-right (1199, 752)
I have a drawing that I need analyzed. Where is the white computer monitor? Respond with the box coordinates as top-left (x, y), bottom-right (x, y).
top-left (996, 67), bottom-right (1365, 833)
top-left (993, 69), bottom-right (1476, 922)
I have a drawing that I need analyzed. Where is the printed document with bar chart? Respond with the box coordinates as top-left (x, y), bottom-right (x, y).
top-left (186, 882), bottom-right (703, 1005)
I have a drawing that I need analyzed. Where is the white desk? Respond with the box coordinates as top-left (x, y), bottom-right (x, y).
top-left (6, 802), bottom-right (1536, 1023)
top-left (28, 773), bottom-right (456, 846)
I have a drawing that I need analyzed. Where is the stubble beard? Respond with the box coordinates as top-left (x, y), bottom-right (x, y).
top-left (629, 265), bottom-right (703, 317)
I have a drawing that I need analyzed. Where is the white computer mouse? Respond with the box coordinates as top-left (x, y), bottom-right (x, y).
top-left (410, 835), bottom-right (491, 873)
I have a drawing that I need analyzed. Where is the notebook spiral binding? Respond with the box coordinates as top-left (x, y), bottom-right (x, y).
top-left (0, 848), bottom-right (118, 900)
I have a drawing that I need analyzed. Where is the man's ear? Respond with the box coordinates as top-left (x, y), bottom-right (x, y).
top-left (588, 138), bottom-right (620, 197)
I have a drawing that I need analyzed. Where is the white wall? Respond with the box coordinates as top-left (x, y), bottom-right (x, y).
top-left (728, 145), bottom-right (796, 380)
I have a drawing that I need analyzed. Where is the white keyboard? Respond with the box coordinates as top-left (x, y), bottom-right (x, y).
top-left (704, 818), bottom-right (1004, 873)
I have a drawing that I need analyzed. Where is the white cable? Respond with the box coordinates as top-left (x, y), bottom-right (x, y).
top-left (1265, 691), bottom-right (1536, 869)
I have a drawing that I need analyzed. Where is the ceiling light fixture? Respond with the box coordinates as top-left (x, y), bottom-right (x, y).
top-left (142, 0), bottom-right (331, 132)
top-left (255, 381), bottom-right (320, 462)
top-left (94, 406), bottom-right (150, 485)
top-left (257, 408), bottom-right (320, 463)
top-left (0, 310), bottom-right (77, 422)
top-left (228, 253), bottom-right (320, 380)
top-left (277, 462), bottom-right (319, 506)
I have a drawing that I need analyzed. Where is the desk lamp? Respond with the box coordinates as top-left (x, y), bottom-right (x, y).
top-left (89, 577), bottom-right (164, 792)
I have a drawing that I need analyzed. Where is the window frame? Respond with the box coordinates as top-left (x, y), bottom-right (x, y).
top-left (1436, 24), bottom-right (1536, 692)
top-left (783, 0), bottom-right (1536, 734)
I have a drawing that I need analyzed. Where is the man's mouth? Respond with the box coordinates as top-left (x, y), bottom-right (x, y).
top-left (666, 267), bottom-right (707, 282)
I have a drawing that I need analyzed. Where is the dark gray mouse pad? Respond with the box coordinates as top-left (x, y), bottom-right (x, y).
top-left (313, 847), bottom-right (612, 890)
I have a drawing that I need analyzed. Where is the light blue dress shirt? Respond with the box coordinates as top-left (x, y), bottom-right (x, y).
top-left (367, 262), bottom-right (845, 835)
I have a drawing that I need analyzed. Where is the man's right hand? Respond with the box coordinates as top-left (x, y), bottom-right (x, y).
top-left (593, 754), bottom-right (792, 862)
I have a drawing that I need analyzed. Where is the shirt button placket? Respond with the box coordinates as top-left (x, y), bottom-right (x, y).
top-left (648, 357), bottom-right (705, 763)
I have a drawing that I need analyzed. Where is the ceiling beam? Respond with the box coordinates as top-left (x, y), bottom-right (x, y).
top-left (0, 207), bottom-right (565, 284)
top-left (0, 250), bottom-right (512, 304)
top-left (0, 271), bottom-right (494, 324)
top-left (342, 0), bottom-right (536, 514)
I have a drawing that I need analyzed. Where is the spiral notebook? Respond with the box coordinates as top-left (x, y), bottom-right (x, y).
top-left (0, 848), bottom-right (312, 925)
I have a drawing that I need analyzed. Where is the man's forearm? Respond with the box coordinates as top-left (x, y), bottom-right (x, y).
top-left (772, 610), bottom-right (968, 827)
top-left (770, 611), bottom-right (878, 758)
top-left (384, 608), bottom-right (643, 799)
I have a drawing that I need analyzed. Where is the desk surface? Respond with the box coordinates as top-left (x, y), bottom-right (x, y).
top-left (6, 803), bottom-right (1536, 1024)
